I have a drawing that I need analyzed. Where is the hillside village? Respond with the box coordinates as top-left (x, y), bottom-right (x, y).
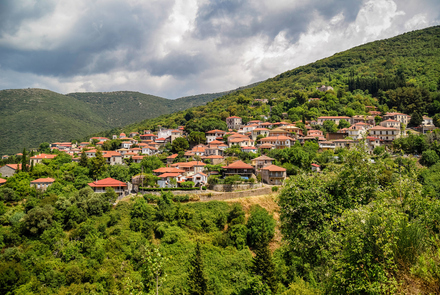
top-left (1, 89), bottom-right (437, 197)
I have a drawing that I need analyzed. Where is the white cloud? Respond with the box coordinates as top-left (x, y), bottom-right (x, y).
top-left (0, 0), bottom-right (439, 98)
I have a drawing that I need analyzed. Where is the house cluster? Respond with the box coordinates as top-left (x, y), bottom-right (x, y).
top-left (1, 109), bottom-right (437, 193)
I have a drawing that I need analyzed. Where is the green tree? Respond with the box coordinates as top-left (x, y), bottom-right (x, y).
top-left (140, 156), bottom-right (164, 174)
top-left (22, 205), bottom-right (55, 236)
top-left (21, 148), bottom-right (28, 172)
top-left (246, 205), bottom-right (276, 248)
top-left (421, 150), bottom-right (439, 166)
top-left (79, 150), bottom-right (88, 167)
top-left (89, 150), bottom-right (106, 179)
top-left (337, 119), bottom-right (350, 129)
top-left (38, 142), bottom-right (50, 153)
top-left (322, 120), bottom-right (338, 133)
top-left (142, 245), bottom-right (168, 295)
top-left (188, 131), bottom-right (206, 145)
top-left (187, 242), bottom-right (208, 295)
top-left (172, 137), bottom-right (189, 153)
top-left (251, 245), bottom-right (278, 293)
top-left (409, 111), bottom-right (423, 127)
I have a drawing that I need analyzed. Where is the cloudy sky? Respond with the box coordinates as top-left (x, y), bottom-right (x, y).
top-left (0, 0), bottom-right (439, 99)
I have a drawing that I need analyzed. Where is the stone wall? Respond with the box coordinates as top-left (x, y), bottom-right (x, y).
top-left (209, 183), bottom-right (263, 192)
top-left (139, 190), bottom-right (202, 196)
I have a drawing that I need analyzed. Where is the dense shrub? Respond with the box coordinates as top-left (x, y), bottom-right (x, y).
top-left (247, 205), bottom-right (276, 248)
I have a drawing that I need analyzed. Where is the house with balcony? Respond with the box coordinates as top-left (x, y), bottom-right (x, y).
top-left (368, 126), bottom-right (400, 142)
top-left (259, 135), bottom-right (294, 149)
top-left (222, 161), bottom-right (255, 179)
top-left (251, 155), bottom-right (275, 170)
top-left (318, 141), bottom-right (336, 151)
top-left (260, 165), bottom-right (286, 185)
top-left (88, 177), bottom-right (128, 197)
top-left (157, 172), bottom-right (186, 188)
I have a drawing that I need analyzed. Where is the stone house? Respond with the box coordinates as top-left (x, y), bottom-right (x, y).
top-left (30, 178), bottom-right (55, 191)
top-left (260, 165), bottom-right (286, 185)
top-left (226, 116), bottom-right (242, 130)
top-left (88, 177), bottom-right (128, 197)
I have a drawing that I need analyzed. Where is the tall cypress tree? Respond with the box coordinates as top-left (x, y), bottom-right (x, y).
top-left (187, 242), bottom-right (208, 295)
top-left (251, 245), bottom-right (278, 293)
top-left (79, 150), bottom-right (88, 167)
top-left (21, 148), bottom-right (28, 172)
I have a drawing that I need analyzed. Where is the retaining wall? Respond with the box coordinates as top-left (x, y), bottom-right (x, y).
top-left (209, 183), bottom-right (263, 192)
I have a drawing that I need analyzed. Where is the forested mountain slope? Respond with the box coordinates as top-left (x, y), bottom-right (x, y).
top-left (106, 26), bottom-right (440, 136)
top-left (0, 88), bottom-right (234, 155)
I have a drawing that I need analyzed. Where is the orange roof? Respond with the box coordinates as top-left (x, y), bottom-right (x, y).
top-left (31, 153), bottom-right (57, 159)
top-left (206, 129), bottom-right (226, 134)
top-left (209, 140), bottom-right (225, 145)
top-left (158, 172), bottom-right (183, 178)
top-left (253, 155), bottom-right (274, 161)
top-left (259, 144), bottom-right (275, 148)
top-left (369, 126), bottom-right (399, 131)
top-left (192, 146), bottom-right (206, 152)
top-left (0, 178), bottom-right (7, 184)
top-left (223, 160), bottom-right (254, 170)
top-left (227, 116), bottom-right (241, 119)
top-left (318, 116), bottom-right (351, 119)
top-left (261, 165), bottom-right (286, 172)
top-left (205, 155), bottom-right (224, 159)
top-left (171, 161), bottom-right (206, 167)
top-left (88, 177), bottom-right (127, 188)
top-left (153, 167), bottom-right (185, 173)
top-left (31, 178), bottom-right (55, 183)
top-left (167, 154), bottom-right (178, 159)
top-left (260, 136), bottom-right (293, 141)
top-left (5, 164), bottom-right (23, 170)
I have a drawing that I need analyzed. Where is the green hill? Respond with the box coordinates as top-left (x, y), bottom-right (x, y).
top-left (0, 89), bottom-right (233, 155)
top-left (0, 88), bottom-right (110, 155)
top-left (109, 26), bottom-right (440, 135)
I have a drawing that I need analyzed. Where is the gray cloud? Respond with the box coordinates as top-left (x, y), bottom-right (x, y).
top-left (0, 0), bottom-right (439, 98)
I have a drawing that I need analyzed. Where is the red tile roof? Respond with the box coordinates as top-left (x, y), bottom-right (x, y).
top-left (0, 178), bottom-right (7, 184)
top-left (206, 129), bottom-right (226, 134)
top-left (31, 178), bottom-right (56, 183)
top-left (261, 165), bottom-right (286, 172)
top-left (223, 160), bottom-right (254, 170)
top-left (153, 167), bottom-right (185, 173)
top-left (158, 173), bottom-right (183, 178)
top-left (5, 164), bottom-right (23, 170)
top-left (31, 153), bottom-right (57, 159)
top-left (88, 177), bottom-right (127, 188)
